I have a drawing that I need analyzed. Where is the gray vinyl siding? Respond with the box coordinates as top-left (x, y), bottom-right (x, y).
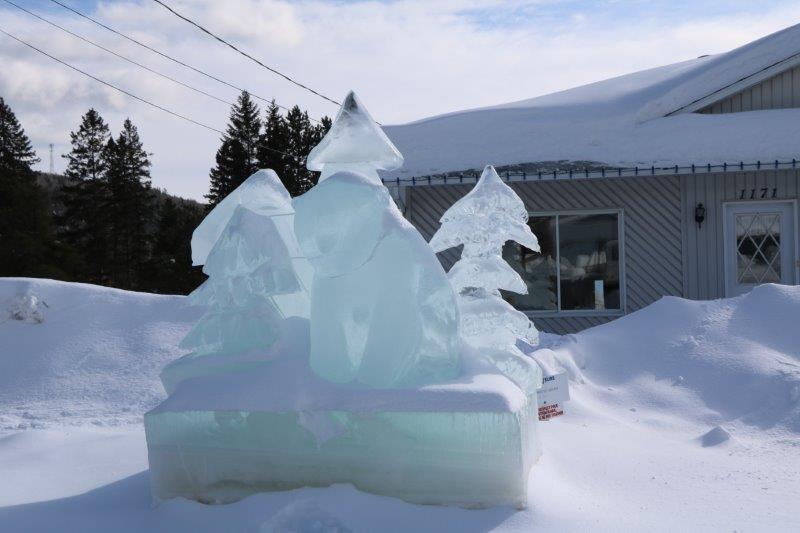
top-left (405, 175), bottom-right (684, 335)
top-left (681, 169), bottom-right (800, 300)
top-left (699, 64), bottom-right (800, 114)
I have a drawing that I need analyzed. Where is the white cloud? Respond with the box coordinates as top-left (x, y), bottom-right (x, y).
top-left (1, 0), bottom-right (799, 199)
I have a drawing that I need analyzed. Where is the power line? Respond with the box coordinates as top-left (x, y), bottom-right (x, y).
top-left (46, 0), bottom-right (315, 121)
top-left (151, 0), bottom-right (341, 108)
top-left (0, 28), bottom-right (225, 135)
top-left (2, 0), bottom-right (233, 106)
top-left (2, 28), bottom-right (299, 160)
top-left (0, 28), bottom-right (298, 159)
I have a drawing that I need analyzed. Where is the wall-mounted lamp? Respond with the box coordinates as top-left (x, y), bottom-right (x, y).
top-left (695, 203), bottom-right (706, 229)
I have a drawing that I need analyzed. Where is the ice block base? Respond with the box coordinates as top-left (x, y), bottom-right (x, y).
top-left (145, 397), bottom-right (539, 508)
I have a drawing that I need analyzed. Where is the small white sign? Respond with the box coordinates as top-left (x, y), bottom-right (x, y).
top-left (538, 371), bottom-right (570, 421)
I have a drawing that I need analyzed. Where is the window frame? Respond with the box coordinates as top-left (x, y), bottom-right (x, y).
top-left (514, 208), bottom-right (627, 318)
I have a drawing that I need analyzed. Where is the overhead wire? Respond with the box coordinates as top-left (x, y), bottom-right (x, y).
top-left (46, 0), bottom-right (322, 123)
top-left (151, 0), bottom-right (341, 108)
top-left (0, 28), bottom-right (297, 159)
top-left (2, 0), bottom-right (233, 106)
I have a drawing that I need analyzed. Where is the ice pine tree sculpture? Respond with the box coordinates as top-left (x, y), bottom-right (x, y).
top-left (294, 91), bottom-right (460, 388)
top-left (145, 95), bottom-right (542, 510)
top-left (430, 165), bottom-right (541, 352)
top-left (161, 169), bottom-right (310, 392)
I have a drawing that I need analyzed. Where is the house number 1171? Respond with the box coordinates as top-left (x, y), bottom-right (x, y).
top-left (739, 188), bottom-right (777, 199)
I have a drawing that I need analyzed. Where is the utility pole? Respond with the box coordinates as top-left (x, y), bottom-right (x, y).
top-left (49, 144), bottom-right (54, 174)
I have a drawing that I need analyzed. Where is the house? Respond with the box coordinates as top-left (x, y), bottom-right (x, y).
top-left (381, 24), bottom-right (800, 334)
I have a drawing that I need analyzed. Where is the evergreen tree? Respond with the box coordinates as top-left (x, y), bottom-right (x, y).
top-left (284, 106), bottom-right (314, 195)
top-left (0, 97), bottom-right (66, 277)
top-left (257, 100), bottom-right (291, 192)
top-left (307, 115), bottom-right (332, 187)
top-left (58, 109), bottom-right (112, 282)
top-left (105, 119), bottom-right (153, 288)
top-left (207, 91), bottom-right (262, 205)
top-left (0, 97), bottom-right (39, 175)
top-left (143, 197), bottom-right (205, 294)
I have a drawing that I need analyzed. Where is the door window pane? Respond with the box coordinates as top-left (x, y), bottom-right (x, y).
top-left (558, 214), bottom-right (620, 310)
top-left (736, 213), bottom-right (782, 284)
top-left (502, 216), bottom-right (557, 310)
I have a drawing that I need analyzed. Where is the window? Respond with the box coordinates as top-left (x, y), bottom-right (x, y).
top-left (502, 211), bottom-right (623, 314)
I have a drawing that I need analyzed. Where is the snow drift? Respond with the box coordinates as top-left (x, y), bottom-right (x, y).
top-left (537, 283), bottom-right (800, 433)
top-left (0, 278), bottom-right (201, 430)
top-left (1, 278), bottom-right (798, 530)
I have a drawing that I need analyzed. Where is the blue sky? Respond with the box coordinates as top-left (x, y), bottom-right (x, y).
top-left (2, 0), bottom-right (800, 199)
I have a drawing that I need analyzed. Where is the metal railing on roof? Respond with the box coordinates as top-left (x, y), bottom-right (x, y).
top-left (382, 158), bottom-right (800, 187)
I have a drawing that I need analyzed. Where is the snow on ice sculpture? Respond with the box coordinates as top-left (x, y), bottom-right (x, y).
top-left (145, 95), bottom-right (542, 510)
top-left (430, 165), bottom-right (542, 392)
top-left (160, 170), bottom-right (311, 392)
top-left (294, 91), bottom-right (460, 388)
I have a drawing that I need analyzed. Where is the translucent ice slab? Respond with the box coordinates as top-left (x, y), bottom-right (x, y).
top-left (146, 404), bottom-right (538, 508)
top-left (145, 358), bottom-right (541, 508)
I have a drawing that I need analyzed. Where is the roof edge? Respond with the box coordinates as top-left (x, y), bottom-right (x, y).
top-left (665, 51), bottom-right (800, 116)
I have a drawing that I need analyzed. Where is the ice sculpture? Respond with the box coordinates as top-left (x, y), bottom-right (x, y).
top-left (161, 170), bottom-right (311, 392)
top-left (430, 165), bottom-right (542, 388)
top-left (307, 91), bottom-right (403, 184)
top-left (294, 91), bottom-right (460, 388)
top-left (145, 96), bottom-right (541, 510)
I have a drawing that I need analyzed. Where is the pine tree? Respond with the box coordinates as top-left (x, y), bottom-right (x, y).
top-left (0, 97), bottom-right (64, 277)
top-left (0, 97), bottom-right (39, 175)
top-left (105, 118), bottom-right (153, 288)
top-left (143, 197), bottom-right (205, 294)
top-left (284, 106), bottom-right (314, 195)
top-left (58, 109), bottom-right (112, 282)
top-left (257, 100), bottom-right (291, 191)
top-left (307, 116), bottom-right (332, 188)
top-left (207, 91), bottom-right (262, 205)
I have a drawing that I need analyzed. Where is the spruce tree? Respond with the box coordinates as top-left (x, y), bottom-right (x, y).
top-left (0, 97), bottom-right (64, 277)
top-left (105, 119), bottom-right (153, 288)
top-left (0, 97), bottom-right (39, 175)
top-left (207, 91), bottom-right (262, 205)
top-left (257, 100), bottom-right (291, 192)
top-left (284, 106), bottom-right (313, 195)
top-left (59, 109), bottom-right (112, 282)
top-left (143, 197), bottom-right (205, 294)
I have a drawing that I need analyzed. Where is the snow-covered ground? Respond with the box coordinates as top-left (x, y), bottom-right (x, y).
top-left (0, 278), bottom-right (798, 532)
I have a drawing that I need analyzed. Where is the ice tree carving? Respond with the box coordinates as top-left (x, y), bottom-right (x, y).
top-left (294, 91), bottom-right (460, 388)
top-left (306, 91), bottom-right (403, 185)
top-left (181, 170), bottom-right (306, 357)
top-left (430, 165), bottom-right (541, 350)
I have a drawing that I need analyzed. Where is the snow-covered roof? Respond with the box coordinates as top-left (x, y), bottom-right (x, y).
top-left (383, 24), bottom-right (800, 179)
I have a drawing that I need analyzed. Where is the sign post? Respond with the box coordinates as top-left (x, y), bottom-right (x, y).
top-left (538, 372), bottom-right (570, 421)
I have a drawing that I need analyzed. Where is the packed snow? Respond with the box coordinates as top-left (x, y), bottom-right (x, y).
top-left (382, 24), bottom-right (800, 177)
top-left (0, 278), bottom-right (201, 430)
top-left (1, 277), bottom-right (798, 531)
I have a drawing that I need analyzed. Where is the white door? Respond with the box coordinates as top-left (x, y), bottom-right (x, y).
top-left (724, 201), bottom-right (797, 297)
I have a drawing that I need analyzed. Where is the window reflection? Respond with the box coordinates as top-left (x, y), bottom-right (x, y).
top-left (558, 214), bottom-right (620, 311)
top-left (503, 216), bottom-right (557, 310)
top-left (502, 212), bottom-right (622, 313)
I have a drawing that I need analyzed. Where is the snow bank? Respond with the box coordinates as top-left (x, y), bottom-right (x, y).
top-left (539, 283), bottom-right (800, 433)
top-left (1, 279), bottom-right (798, 530)
top-left (0, 278), bottom-right (201, 429)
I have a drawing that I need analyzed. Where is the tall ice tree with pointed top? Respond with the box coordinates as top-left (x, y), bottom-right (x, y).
top-left (430, 165), bottom-right (541, 349)
top-left (293, 91), bottom-right (460, 388)
top-left (180, 170), bottom-right (307, 361)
